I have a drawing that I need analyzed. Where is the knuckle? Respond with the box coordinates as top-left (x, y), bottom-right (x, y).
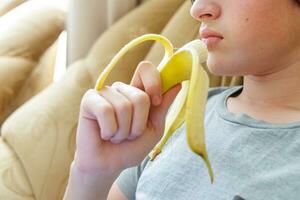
top-left (85, 89), bottom-right (95, 96)
top-left (98, 86), bottom-right (109, 94)
top-left (99, 104), bottom-right (114, 117)
top-left (137, 61), bottom-right (154, 73)
top-left (146, 83), bottom-right (160, 94)
top-left (111, 81), bottom-right (123, 88)
top-left (80, 89), bottom-right (96, 109)
top-left (81, 89), bottom-right (94, 101)
top-left (117, 100), bottom-right (132, 114)
top-left (139, 60), bottom-right (153, 67)
top-left (134, 93), bottom-right (150, 107)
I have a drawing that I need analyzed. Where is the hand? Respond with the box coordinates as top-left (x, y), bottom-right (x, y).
top-left (74, 61), bottom-right (181, 175)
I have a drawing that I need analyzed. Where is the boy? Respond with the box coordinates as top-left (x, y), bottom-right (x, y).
top-left (64, 0), bottom-right (300, 199)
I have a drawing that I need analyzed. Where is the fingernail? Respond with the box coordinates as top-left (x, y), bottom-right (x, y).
top-left (152, 95), bottom-right (162, 106)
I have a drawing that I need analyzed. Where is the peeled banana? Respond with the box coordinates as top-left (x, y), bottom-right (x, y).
top-left (94, 34), bottom-right (214, 183)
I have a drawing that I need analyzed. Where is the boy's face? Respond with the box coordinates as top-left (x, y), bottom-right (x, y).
top-left (190, 0), bottom-right (300, 76)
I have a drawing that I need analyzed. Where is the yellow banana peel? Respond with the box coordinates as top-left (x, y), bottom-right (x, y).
top-left (94, 34), bottom-right (214, 183)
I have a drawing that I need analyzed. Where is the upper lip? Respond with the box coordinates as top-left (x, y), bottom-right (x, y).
top-left (200, 28), bottom-right (224, 39)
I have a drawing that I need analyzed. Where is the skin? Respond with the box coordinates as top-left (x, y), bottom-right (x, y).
top-left (64, 1), bottom-right (300, 200)
top-left (190, 0), bottom-right (300, 124)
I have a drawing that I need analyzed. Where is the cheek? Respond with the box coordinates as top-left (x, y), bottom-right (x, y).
top-left (207, 1), bottom-right (291, 76)
top-left (229, 2), bottom-right (284, 52)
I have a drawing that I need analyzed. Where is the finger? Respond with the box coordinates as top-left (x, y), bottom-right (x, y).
top-left (130, 61), bottom-right (162, 106)
top-left (111, 82), bottom-right (150, 140)
top-left (78, 89), bottom-right (118, 145)
top-left (98, 86), bottom-right (133, 143)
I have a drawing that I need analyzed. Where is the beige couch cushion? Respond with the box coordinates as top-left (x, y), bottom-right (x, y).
top-left (0, 0), bottom-right (65, 124)
top-left (0, 0), bottom-right (25, 17)
top-left (13, 40), bottom-right (59, 113)
top-left (0, 138), bottom-right (34, 199)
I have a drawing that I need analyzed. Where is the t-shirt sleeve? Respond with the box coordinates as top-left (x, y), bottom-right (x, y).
top-left (115, 156), bottom-right (150, 200)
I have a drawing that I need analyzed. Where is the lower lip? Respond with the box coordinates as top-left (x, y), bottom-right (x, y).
top-left (201, 37), bottom-right (223, 50)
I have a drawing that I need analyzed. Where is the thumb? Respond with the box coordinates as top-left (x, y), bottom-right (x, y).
top-left (149, 83), bottom-right (182, 130)
top-left (159, 83), bottom-right (182, 112)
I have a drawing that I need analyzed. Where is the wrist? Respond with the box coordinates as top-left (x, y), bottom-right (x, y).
top-left (73, 151), bottom-right (123, 175)
top-left (64, 161), bottom-right (121, 200)
top-left (72, 160), bottom-right (121, 179)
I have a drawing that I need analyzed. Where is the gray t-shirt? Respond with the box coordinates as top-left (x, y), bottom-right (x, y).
top-left (116, 86), bottom-right (300, 200)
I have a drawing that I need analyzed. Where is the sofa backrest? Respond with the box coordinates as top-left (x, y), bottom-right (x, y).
top-left (0, 0), bottom-right (65, 125)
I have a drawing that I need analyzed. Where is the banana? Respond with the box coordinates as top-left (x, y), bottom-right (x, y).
top-left (94, 34), bottom-right (214, 183)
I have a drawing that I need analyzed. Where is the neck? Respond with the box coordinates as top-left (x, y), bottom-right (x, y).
top-left (238, 61), bottom-right (300, 109)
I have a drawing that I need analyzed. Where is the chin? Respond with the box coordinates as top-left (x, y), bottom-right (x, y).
top-left (206, 56), bottom-right (247, 76)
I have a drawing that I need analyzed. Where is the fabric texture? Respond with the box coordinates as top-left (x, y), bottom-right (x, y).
top-left (107, 0), bottom-right (138, 26)
top-left (0, 0), bottom-right (65, 125)
top-left (116, 86), bottom-right (300, 200)
top-left (0, 0), bottom-right (25, 17)
top-left (66, 0), bottom-right (138, 64)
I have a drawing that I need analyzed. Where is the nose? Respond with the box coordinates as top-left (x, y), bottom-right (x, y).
top-left (190, 1), bottom-right (221, 22)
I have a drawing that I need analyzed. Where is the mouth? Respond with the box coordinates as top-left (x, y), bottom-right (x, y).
top-left (200, 28), bottom-right (224, 50)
